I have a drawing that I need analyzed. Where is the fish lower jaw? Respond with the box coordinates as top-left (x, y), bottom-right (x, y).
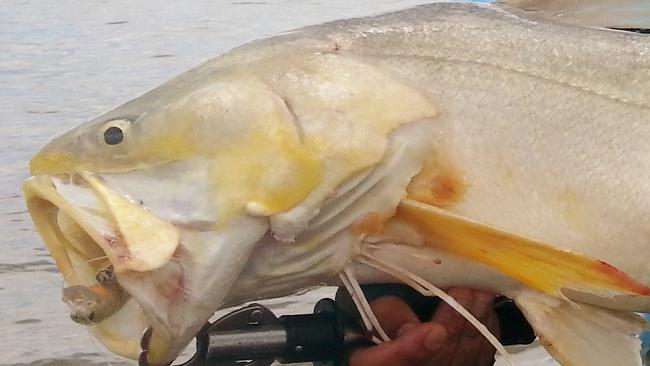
top-left (25, 195), bottom-right (161, 361)
top-left (24, 176), bottom-right (152, 360)
top-left (25, 175), bottom-right (271, 364)
top-left (25, 177), bottom-right (107, 285)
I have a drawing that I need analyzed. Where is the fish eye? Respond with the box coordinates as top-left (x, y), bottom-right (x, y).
top-left (100, 118), bottom-right (131, 146)
top-left (104, 127), bottom-right (124, 145)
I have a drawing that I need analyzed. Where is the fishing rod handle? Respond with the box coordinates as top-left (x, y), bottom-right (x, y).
top-left (188, 299), bottom-right (370, 366)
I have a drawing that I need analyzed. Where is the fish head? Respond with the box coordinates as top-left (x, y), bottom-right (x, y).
top-left (23, 72), bottom-right (319, 364)
top-left (24, 51), bottom-right (438, 364)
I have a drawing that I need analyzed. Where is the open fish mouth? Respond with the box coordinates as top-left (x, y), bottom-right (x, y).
top-left (23, 173), bottom-right (181, 282)
top-left (24, 175), bottom-right (110, 286)
top-left (24, 171), bottom-right (271, 365)
top-left (23, 174), bottom-right (173, 362)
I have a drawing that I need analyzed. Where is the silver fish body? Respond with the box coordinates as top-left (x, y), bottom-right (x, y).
top-left (24, 2), bottom-right (650, 365)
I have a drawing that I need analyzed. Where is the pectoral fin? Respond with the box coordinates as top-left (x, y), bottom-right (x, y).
top-left (515, 289), bottom-right (646, 366)
top-left (394, 199), bottom-right (650, 301)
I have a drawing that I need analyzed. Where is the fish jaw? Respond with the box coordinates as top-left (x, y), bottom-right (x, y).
top-left (23, 174), bottom-right (150, 359)
top-left (23, 173), bottom-right (270, 364)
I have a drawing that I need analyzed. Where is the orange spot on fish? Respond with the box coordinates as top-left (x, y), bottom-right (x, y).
top-left (352, 212), bottom-right (388, 235)
top-left (407, 158), bottom-right (466, 208)
top-left (90, 285), bottom-right (109, 297)
top-left (595, 260), bottom-right (650, 295)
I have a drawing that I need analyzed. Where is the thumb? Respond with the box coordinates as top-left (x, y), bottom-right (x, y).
top-left (349, 323), bottom-right (448, 366)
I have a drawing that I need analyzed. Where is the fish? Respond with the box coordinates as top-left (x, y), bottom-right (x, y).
top-left (22, 1), bottom-right (650, 365)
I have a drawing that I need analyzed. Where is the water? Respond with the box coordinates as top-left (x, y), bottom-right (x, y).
top-left (0, 1), bottom-right (562, 365)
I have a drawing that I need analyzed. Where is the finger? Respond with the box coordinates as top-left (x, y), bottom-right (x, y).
top-left (448, 291), bottom-right (496, 366)
top-left (428, 288), bottom-right (476, 365)
top-left (475, 307), bottom-right (499, 366)
top-left (349, 323), bottom-right (448, 366)
top-left (432, 287), bottom-right (476, 338)
top-left (463, 290), bottom-right (497, 338)
top-left (369, 296), bottom-right (421, 338)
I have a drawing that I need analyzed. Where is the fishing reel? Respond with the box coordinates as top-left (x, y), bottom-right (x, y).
top-left (169, 298), bottom-right (363, 366)
top-left (151, 285), bottom-right (535, 366)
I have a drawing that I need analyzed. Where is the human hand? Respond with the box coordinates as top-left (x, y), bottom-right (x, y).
top-left (349, 288), bottom-right (499, 366)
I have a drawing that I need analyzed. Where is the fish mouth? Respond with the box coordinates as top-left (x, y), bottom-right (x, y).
top-left (25, 176), bottom-right (100, 283)
top-left (23, 174), bottom-right (171, 362)
top-left (24, 172), bottom-right (269, 365)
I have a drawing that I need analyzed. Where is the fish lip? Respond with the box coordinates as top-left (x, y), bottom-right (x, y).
top-left (24, 175), bottom-right (98, 285)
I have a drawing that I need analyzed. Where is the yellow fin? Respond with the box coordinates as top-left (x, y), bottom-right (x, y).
top-left (84, 174), bottom-right (180, 272)
top-left (394, 199), bottom-right (650, 299)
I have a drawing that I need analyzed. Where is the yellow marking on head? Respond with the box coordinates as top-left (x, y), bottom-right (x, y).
top-left (211, 126), bottom-right (323, 220)
top-left (30, 152), bottom-right (77, 175)
top-left (131, 112), bottom-right (199, 164)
